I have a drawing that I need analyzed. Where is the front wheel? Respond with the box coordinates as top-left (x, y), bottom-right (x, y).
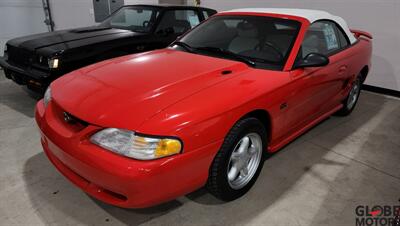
top-left (336, 74), bottom-right (362, 116)
top-left (207, 117), bottom-right (266, 201)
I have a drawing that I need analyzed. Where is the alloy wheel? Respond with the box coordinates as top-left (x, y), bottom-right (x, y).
top-left (227, 133), bottom-right (263, 190)
top-left (347, 78), bottom-right (361, 109)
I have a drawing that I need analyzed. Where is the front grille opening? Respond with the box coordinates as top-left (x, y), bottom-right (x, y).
top-left (7, 45), bottom-right (34, 67)
top-left (61, 112), bottom-right (89, 132)
top-left (51, 103), bottom-right (89, 132)
top-left (62, 112), bottom-right (89, 127)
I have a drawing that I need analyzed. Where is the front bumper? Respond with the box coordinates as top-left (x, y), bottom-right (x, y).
top-left (35, 100), bottom-right (222, 208)
top-left (0, 56), bottom-right (50, 93)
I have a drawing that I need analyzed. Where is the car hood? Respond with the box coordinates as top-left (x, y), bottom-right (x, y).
top-left (52, 49), bottom-right (250, 129)
top-left (7, 26), bottom-right (137, 52)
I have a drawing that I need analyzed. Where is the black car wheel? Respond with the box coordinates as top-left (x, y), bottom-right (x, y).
top-left (207, 117), bottom-right (267, 201)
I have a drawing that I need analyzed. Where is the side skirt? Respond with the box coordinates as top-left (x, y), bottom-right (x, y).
top-left (267, 104), bottom-right (343, 153)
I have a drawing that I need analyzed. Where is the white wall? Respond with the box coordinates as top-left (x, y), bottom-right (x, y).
top-left (0, 0), bottom-right (48, 56)
top-left (195, 0), bottom-right (400, 91)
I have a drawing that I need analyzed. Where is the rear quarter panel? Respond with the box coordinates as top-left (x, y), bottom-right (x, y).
top-left (340, 37), bottom-right (372, 84)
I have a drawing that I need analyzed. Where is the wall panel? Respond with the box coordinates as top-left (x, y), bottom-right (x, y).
top-left (0, 0), bottom-right (47, 56)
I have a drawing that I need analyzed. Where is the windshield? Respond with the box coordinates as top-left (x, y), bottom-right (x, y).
top-left (101, 7), bottom-right (159, 32)
top-left (178, 15), bottom-right (301, 70)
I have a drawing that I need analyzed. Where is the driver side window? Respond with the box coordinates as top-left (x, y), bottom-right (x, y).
top-left (299, 21), bottom-right (341, 58)
top-left (156, 10), bottom-right (200, 35)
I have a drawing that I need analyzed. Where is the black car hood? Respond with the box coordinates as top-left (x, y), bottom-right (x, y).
top-left (7, 26), bottom-right (141, 51)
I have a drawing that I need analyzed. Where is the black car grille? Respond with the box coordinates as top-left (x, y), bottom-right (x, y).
top-left (7, 44), bottom-right (35, 67)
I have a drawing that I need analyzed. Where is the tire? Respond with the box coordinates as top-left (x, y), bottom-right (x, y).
top-left (336, 74), bottom-right (362, 116)
top-left (207, 117), bottom-right (267, 201)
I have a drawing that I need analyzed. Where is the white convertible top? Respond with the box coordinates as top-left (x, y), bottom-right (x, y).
top-left (224, 8), bottom-right (357, 44)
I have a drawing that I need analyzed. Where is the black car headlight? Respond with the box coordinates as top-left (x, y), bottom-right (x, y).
top-left (48, 58), bottom-right (60, 69)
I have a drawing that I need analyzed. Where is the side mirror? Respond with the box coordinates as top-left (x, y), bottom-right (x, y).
top-left (295, 53), bottom-right (329, 69)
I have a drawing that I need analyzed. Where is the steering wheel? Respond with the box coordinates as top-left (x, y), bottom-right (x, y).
top-left (263, 41), bottom-right (284, 61)
top-left (143, 21), bottom-right (150, 27)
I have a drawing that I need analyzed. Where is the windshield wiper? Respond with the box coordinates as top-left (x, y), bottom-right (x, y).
top-left (172, 41), bottom-right (196, 53)
top-left (195, 46), bottom-right (256, 67)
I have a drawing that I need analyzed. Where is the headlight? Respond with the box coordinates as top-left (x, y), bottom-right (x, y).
top-left (90, 128), bottom-right (182, 160)
top-left (43, 86), bottom-right (51, 107)
top-left (48, 58), bottom-right (59, 69)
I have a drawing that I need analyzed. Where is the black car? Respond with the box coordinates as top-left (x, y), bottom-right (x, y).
top-left (0, 4), bottom-right (216, 93)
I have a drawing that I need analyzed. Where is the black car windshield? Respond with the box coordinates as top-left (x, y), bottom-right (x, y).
top-left (101, 7), bottom-right (159, 32)
top-left (177, 15), bottom-right (301, 70)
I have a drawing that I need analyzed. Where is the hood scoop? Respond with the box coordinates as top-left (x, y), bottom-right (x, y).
top-left (221, 70), bottom-right (233, 75)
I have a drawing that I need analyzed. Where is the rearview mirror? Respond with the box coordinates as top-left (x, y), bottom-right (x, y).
top-left (294, 53), bottom-right (329, 69)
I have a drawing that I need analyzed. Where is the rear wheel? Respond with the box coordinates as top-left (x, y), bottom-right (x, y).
top-left (207, 117), bottom-right (266, 201)
top-left (336, 74), bottom-right (362, 116)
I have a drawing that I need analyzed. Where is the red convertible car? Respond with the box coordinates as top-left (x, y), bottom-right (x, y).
top-left (35, 8), bottom-right (372, 208)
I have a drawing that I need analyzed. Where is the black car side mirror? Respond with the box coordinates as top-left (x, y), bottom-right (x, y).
top-left (294, 53), bottom-right (329, 69)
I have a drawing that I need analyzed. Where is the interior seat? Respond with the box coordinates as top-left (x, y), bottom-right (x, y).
top-left (264, 34), bottom-right (294, 56)
top-left (228, 22), bottom-right (260, 54)
top-left (173, 20), bottom-right (191, 34)
top-left (302, 34), bottom-right (321, 57)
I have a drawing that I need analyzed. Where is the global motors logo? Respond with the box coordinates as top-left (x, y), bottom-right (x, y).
top-left (355, 204), bottom-right (400, 226)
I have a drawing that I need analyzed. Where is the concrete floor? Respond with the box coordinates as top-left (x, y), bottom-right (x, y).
top-left (0, 69), bottom-right (399, 226)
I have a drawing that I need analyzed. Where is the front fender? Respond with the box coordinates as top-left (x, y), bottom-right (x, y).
top-left (137, 69), bottom-right (291, 153)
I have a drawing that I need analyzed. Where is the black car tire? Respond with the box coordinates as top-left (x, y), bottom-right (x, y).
top-left (206, 117), bottom-right (267, 201)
